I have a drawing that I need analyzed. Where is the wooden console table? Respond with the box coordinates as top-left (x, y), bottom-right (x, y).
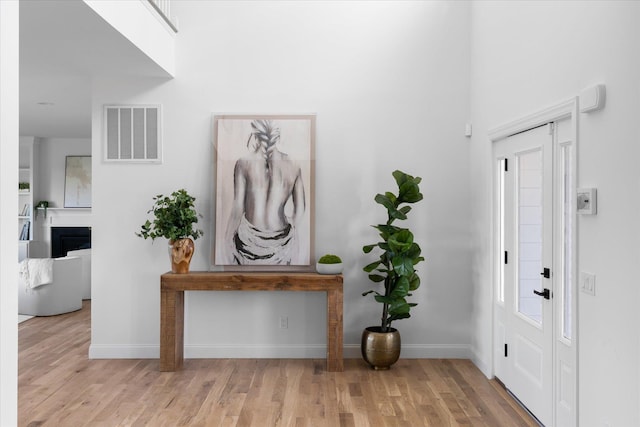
top-left (160, 272), bottom-right (344, 372)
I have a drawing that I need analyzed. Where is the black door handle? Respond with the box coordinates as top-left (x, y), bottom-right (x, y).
top-left (533, 288), bottom-right (551, 300)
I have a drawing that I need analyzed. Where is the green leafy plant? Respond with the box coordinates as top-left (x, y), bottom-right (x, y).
top-left (318, 254), bottom-right (342, 264)
top-left (18, 182), bottom-right (30, 191)
top-left (137, 189), bottom-right (204, 242)
top-left (362, 170), bottom-right (424, 332)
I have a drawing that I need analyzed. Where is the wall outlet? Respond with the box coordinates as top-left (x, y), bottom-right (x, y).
top-left (279, 316), bottom-right (288, 329)
top-left (580, 272), bottom-right (596, 296)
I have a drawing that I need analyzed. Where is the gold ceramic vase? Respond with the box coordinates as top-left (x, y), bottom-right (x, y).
top-left (361, 326), bottom-right (401, 370)
top-left (169, 238), bottom-right (194, 274)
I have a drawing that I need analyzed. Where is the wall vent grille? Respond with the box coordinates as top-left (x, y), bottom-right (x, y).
top-left (104, 105), bottom-right (162, 163)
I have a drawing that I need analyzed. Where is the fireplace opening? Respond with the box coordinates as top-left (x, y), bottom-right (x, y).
top-left (51, 227), bottom-right (91, 258)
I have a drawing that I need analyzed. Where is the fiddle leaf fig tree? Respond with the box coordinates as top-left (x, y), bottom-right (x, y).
top-left (362, 170), bottom-right (424, 332)
top-left (137, 189), bottom-right (204, 242)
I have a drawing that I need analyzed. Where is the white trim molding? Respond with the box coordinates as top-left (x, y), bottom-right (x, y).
top-left (489, 98), bottom-right (577, 142)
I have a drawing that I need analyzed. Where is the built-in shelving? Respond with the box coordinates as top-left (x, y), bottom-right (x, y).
top-left (19, 140), bottom-right (34, 241)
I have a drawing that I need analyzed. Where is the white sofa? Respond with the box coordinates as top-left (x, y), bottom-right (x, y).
top-left (67, 248), bottom-right (91, 299)
top-left (18, 256), bottom-right (83, 316)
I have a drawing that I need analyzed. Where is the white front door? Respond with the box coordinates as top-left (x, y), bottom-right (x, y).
top-left (494, 124), bottom-right (553, 425)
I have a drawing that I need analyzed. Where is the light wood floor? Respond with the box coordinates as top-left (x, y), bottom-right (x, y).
top-left (19, 301), bottom-right (538, 426)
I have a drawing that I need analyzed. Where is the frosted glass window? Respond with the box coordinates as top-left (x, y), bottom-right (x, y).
top-left (498, 158), bottom-right (506, 303)
top-left (562, 145), bottom-right (573, 340)
top-left (517, 149), bottom-right (542, 324)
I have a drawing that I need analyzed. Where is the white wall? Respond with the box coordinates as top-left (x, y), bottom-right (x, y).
top-left (35, 138), bottom-right (91, 209)
top-left (469, 2), bottom-right (640, 426)
top-left (90, 1), bottom-right (472, 360)
top-left (0, 1), bottom-right (19, 424)
top-left (83, 0), bottom-right (176, 76)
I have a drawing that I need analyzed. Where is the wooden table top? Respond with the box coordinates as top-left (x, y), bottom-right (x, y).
top-left (161, 271), bottom-right (343, 292)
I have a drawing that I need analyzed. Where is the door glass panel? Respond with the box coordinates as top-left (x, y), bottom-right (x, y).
top-left (562, 145), bottom-right (573, 339)
top-left (498, 158), bottom-right (506, 303)
top-left (518, 149), bottom-right (542, 324)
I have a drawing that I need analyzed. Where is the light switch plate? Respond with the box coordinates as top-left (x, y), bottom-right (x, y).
top-left (580, 272), bottom-right (596, 296)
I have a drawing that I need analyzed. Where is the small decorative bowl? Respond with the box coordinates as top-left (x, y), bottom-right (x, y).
top-left (316, 262), bottom-right (343, 275)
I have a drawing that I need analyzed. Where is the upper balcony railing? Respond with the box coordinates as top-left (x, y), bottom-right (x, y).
top-left (148, 0), bottom-right (178, 33)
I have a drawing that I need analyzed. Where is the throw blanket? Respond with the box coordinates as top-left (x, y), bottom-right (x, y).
top-left (19, 259), bottom-right (54, 289)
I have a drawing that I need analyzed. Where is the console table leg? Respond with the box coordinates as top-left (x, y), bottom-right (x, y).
top-left (160, 289), bottom-right (184, 371)
top-left (326, 288), bottom-right (344, 372)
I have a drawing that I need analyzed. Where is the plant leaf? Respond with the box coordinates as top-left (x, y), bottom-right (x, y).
top-left (409, 273), bottom-right (421, 291)
top-left (368, 274), bottom-right (385, 283)
top-left (392, 170), bottom-right (409, 188)
top-left (399, 181), bottom-right (423, 204)
top-left (388, 312), bottom-right (411, 324)
top-left (389, 298), bottom-right (411, 315)
top-left (389, 208), bottom-right (407, 221)
top-left (389, 276), bottom-right (410, 299)
top-left (362, 244), bottom-right (376, 254)
top-left (363, 261), bottom-right (381, 272)
top-left (374, 194), bottom-right (394, 211)
top-left (398, 205), bottom-right (412, 215)
top-left (375, 295), bottom-right (394, 304)
top-left (392, 257), bottom-right (414, 276)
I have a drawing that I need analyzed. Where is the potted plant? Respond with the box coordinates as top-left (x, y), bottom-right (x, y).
top-left (361, 170), bottom-right (424, 369)
top-left (316, 254), bottom-right (343, 274)
top-left (34, 200), bottom-right (50, 219)
top-left (137, 189), bottom-right (204, 273)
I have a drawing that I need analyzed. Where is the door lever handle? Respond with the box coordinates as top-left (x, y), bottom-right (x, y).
top-left (533, 288), bottom-right (551, 300)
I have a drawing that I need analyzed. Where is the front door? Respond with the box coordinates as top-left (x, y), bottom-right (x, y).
top-left (494, 124), bottom-right (553, 425)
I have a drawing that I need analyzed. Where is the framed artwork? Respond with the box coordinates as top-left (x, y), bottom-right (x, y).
top-left (64, 156), bottom-right (92, 208)
top-left (213, 114), bottom-right (315, 269)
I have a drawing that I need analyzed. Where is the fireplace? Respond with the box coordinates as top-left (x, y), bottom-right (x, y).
top-left (51, 227), bottom-right (91, 258)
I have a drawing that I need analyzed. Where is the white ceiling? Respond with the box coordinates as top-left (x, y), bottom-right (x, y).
top-left (20, 0), bottom-right (171, 139)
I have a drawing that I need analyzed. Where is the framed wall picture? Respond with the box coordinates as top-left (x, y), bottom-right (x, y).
top-left (213, 114), bottom-right (315, 269)
top-left (64, 156), bottom-right (92, 208)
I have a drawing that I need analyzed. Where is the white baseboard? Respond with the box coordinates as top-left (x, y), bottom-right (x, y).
top-left (89, 344), bottom-right (158, 359)
top-left (90, 343), bottom-right (472, 360)
top-left (470, 347), bottom-right (493, 378)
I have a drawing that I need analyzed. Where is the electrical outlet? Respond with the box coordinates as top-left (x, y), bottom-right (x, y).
top-left (580, 272), bottom-right (596, 296)
top-left (279, 316), bottom-right (288, 329)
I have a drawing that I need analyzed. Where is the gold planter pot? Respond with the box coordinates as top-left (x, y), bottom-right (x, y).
top-left (361, 326), bottom-right (401, 370)
top-left (169, 238), bottom-right (195, 274)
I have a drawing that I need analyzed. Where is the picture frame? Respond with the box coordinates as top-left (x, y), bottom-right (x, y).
top-left (212, 114), bottom-right (315, 270)
top-left (64, 156), bottom-right (92, 208)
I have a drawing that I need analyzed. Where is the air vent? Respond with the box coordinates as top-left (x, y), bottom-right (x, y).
top-left (104, 105), bottom-right (162, 163)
